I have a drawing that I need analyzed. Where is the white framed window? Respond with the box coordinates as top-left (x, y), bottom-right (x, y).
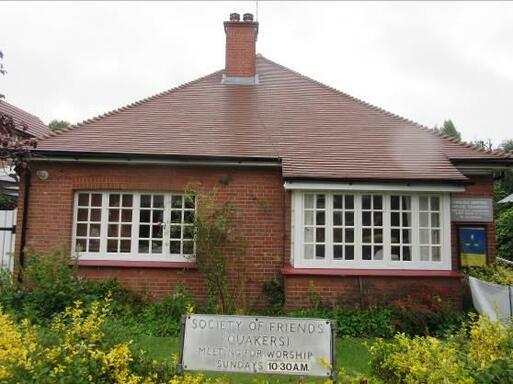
top-left (291, 191), bottom-right (451, 270)
top-left (72, 191), bottom-right (195, 262)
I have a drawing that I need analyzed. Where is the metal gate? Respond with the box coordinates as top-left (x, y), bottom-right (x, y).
top-left (0, 209), bottom-right (16, 272)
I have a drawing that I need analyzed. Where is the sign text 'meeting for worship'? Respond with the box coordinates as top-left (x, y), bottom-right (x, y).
top-left (178, 314), bottom-right (335, 378)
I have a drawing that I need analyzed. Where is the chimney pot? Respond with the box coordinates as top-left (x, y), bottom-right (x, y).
top-left (243, 13), bottom-right (254, 22)
top-left (229, 13), bottom-right (240, 22)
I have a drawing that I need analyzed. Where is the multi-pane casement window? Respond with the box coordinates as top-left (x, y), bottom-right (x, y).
top-left (291, 191), bottom-right (451, 270)
top-left (73, 191), bottom-right (195, 262)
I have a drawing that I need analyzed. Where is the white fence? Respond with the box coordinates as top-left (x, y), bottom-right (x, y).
top-left (0, 210), bottom-right (16, 272)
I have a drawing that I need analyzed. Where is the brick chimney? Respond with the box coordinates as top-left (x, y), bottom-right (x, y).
top-left (223, 12), bottom-right (259, 84)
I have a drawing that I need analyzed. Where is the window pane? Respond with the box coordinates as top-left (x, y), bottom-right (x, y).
top-left (171, 195), bottom-right (183, 208)
top-left (402, 213), bottom-right (411, 227)
top-left (304, 227), bottom-right (314, 242)
top-left (374, 246), bottom-right (383, 260)
top-left (315, 244), bottom-right (325, 259)
top-left (362, 195), bottom-right (371, 209)
top-left (77, 224), bottom-right (87, 237)
top-left (76, 239), bottom-right (86, 252)
top-left (345, 246), bottom-right (354, 260)
top-left (89, 224), bottom-right (101, 237)
top-left (362, 212), bottom-right (371, 226)
top-left (432, 246), bottom-right (441, 261)
top-left (316, 211), bottom-right (325, 226)
top-left (420, 246), bottom-right (430, 261)
top-left (431, 213), bottom-right (439, 227)
top-left (402, 229), bottom-right (411, 243)
top-left (304, 195), bottom-right (314, 209)
top-left (122, 194), bottom-right (133, 207)
top-left (121, 210), bottom-right (132, 222)
top-left (419, 212), bottom-right (429, 227)
top-left (170, 211), bottom-right (181, 223)
top-left (109, 194), bottom-right (120, 207)
top-left (139, 225), bottom-right (150, 238)
top-left (120, 240), bottom-right (131, 252)
top-left (431, 197), bottom-right (440, 211)
top-left (345, 212), bottom-right (354, 226)
top-left (362, 228), bottom-right (372, 243)
top-left (420, 229), bottom-right (429, 244)
top-left (391, 212), bottom-right (400, 227)
top-left (77, 209), bottom-right (88, 221)
top-left (184, 211), bottom-right (195, 224)
top-left (333, 228), bottom-right (342, 243)
top-left (362, 246), bottom-right (372, 260)
top-left (78, 193), bottom-right (89, 206)
top-left (373, 229), bottom-right (383, 243)
top-left (345, 229), bottom-right (354, 243)
top-left (184, 195), bottom-right (195, 209)
top-left (152, 210), bottom-right (164, 223)
top-left (154, 195), bottom-right (164, 208)
top-left (345, 195), bottom-right (354, 209)
top-left (391, 246), bottom-right (400, 261)
top-left (170, 241), bottom-right (181, 254)
top-left (333, 212), bottom-right (342, 226)
top-left (153, 241), bottom-right (163, 253)
top-left (109, 209), bottom-right (120, 222)
top-left (183, 241), bottom-right (193, 255)
top-left (403, 246), bottom-right (412, 261)
top-left (333, 245), bottom-right (342, 259)
top-left (89, 239), bottom-right (100, 252)
top-left (333, 195), bottom-right (343, 209)
top-left (373, 196), bottom-right (382, 210)
top-left (152, 225), bottom-right (163, 238)
top-left (141, 195), bottom-right (151, 208)
top-left (316, 228), bottom-right (325, 243)
top-left (305, 211), bottom-right (314, 225)
top-left (90, 209), bottom-right (101, 222)
top-left (431, 229), bottom-right (440, 245)
top-left (391, 196), bottom-right (400, 210)
top-left (108, 224), bottom-right (119, 237)
top-left (140, 210), bottom-right (151, 223)
top-left (139, 240), bottom-right (149, 253)
top-left (91, 194), bottom-right (102, 207)
top-left (316, 195), bottom-right (325, 209)
top-left (402, 196), bottom-right (411, 210)
top-left (391, 229), bottom-right (400, 244)
top-left (419, 196), bottom-right (429, 210)
top-left (121, 224), bottom-right (131, 237)
top-left (170, 226), bottom-right (181, 239)
top-left (304, 244), bottom-right (313, 260)
top-left (107, 239), bottom-right (118, 252)
top-left (373, 212), bottom-right (383, 226)
top-left (183, 226), bottom-right (194, 240)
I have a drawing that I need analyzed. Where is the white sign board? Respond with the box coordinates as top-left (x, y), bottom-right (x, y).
top-left (451, 197), bottom-right (493, 222)
top-left (179, 314), bottom-right (335, 378)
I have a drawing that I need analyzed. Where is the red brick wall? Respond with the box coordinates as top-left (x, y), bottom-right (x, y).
top-left (284, 275), bottom-right (465, 309)
top-left (451, 174), bottom-right (495, 268)
top-left (225, 22), bottom-right (257, 78)
top-left (16, 162), bottom-right (286, 308)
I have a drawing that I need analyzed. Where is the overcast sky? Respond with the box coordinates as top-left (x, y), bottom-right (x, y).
top-left (1, 1), bottom-right (512, 145)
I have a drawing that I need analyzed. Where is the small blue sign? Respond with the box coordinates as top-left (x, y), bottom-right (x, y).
top-left (459, 227), bottom-right (487, 267)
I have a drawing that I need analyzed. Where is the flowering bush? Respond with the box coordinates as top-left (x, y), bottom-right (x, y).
top-left (369, 314), bottom-right (513, 384)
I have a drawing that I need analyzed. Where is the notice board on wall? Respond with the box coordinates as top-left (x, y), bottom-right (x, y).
top-left (459, 227), bottom-right (487, 267)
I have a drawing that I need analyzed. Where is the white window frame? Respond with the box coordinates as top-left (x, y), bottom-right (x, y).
top-left (291, 191), bottom-right (452, 270)
top-left (72, 191), bottom-right (195, 262)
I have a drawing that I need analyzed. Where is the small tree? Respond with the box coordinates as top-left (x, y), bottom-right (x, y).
top-left (48, 120), bottom-right (70, 131)
top-left (435, 119), bottom-right (462, 141)
top-left (187, 185), bottom-right (247, 314)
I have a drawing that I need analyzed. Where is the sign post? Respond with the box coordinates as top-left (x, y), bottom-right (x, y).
top-left (178, 314), bottom-right (336, 380)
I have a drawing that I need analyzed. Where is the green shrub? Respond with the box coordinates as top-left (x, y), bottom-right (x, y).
top-left (390, 285), bottom-right (465, 337)
top-left (496, 206), bottom-right (513, 261)
top-left (370, 314), bottom-right (513, 384)
top-left (261, 278), bottom-right (285, 315)
top-left (464, 263), bottom-right (513, 286)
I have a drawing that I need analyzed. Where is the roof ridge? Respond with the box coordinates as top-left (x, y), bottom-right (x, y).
top-left (257, 55), bottom-right (512, 160)
top-left (39, 68), bottom-right (224, 141)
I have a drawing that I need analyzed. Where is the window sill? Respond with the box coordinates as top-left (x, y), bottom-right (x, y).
top-left (74, 259), bottom-right (197, 269)
top-left (281, 266), bottom-right (464, 278)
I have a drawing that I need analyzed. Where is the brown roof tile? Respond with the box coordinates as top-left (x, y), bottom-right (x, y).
top-left (36, 56), bottom-right (512, 181)
top-left (0, 100), bottom-right (50, 139)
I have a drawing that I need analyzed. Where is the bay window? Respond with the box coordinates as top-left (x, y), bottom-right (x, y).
top-left (291, 191), bottom-right (451, 270)
top-left (73, 191), bottom-right (195, 262)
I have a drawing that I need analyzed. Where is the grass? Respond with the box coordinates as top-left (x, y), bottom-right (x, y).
top-left (134, 335), bottom-right (372, 383)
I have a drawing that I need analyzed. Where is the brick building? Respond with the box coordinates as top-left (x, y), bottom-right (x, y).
top-left (16, 13), bottom-right (513, 309)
